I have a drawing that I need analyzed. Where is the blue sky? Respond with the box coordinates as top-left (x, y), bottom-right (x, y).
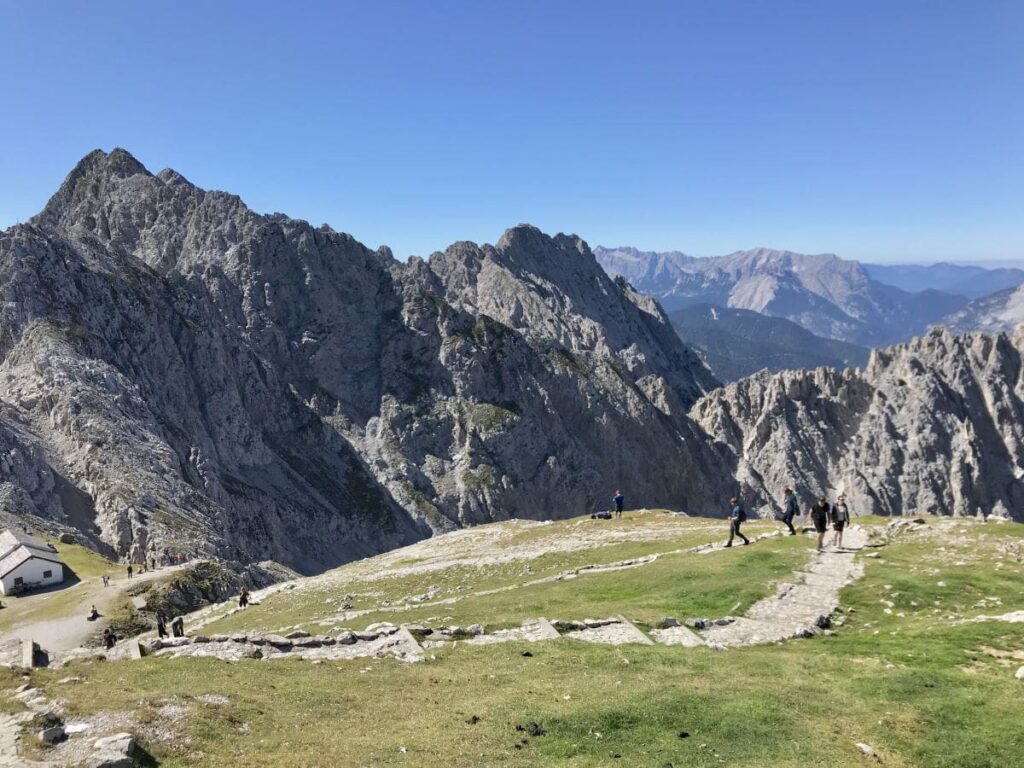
top-left (1, 1), bottom-right (1021, 263)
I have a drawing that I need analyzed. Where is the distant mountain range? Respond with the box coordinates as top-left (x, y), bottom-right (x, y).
top-left (670, 304), bottom-right (869, 382)
top-left (596, 246), bottom-right (1024, 346)
top-left (863, 263), bottom-right (1024, 299)
top-left (942, 283), bottom-right (1024, 334)
top-left (594, 246), bottom-right (968, 347)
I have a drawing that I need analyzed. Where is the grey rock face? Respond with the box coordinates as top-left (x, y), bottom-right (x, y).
top-left (0, 149), bottom-right (725, 569)
top-left (596, 246), bottom-right (967, 346)
top-left (691, 326), bottom-right (1024, 521)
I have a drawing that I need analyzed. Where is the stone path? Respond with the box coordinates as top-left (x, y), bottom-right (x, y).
top-left (702, 526), bottom-right (868, 648)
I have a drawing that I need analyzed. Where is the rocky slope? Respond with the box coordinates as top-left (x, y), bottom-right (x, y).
top-left (0, 149), bottom-right (725, 570)
top-left (940, 283), bottom-right (1024, 334)
top-left (691, 326), bottom-right (1024, 519)
top-left (670, 304), bottom-right (869, 382)
top-left (596, 246), bottom-right (967, 346)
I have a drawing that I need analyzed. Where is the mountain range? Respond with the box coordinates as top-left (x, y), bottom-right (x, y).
top-left (0, 149), bottom-right (726, 572)
top-left (2, 150), bottom-right (1023, 574)
top-left (595, 246), bottom-right (1023, 347)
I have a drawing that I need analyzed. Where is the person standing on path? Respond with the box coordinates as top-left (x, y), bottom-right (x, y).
top-left (126, 563), bottom-right (133, 579)
top-left (613, 490), bottom-right (625, 518)
top-left (102, 574), bottom-right (109, 587)
top-left (781, 487), bottom-right (799, 535)
top-left (156, 613), bottom-right (168, 639)
top-left (831, 496), bottom-right (850, 549)
top-left (809, 496), bottom-right (831, 551)
top-left (239, 588), bottom-right (250, 608)
top-left (725, 497), bottom-right (750, 547)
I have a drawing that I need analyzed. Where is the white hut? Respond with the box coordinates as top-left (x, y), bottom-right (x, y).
top-left (0, 529), bottom-right (65, 595)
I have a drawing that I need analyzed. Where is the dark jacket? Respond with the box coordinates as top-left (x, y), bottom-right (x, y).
top-left (783, 494), bottom-right (799, 517)
top-left (812, 501), bottom-right (831, 519)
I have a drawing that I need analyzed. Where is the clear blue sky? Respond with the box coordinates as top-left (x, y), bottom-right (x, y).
top-left (2, 1), bottom-right (1022, 263)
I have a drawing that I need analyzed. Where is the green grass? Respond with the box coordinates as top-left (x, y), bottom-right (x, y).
top-left (54, 541), bottom-right (118, 580)
top-left (13, 517), bottom-right (1024, 767)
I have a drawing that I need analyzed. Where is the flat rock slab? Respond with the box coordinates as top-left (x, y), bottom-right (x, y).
top-left (703, 527), bottom-right (868, 648)
top-left (650, 624), bottom-right (705, 647)
top-left (566, 616), bottom-right (653, 646)
top-left (464, 618), bottom-right (561, 646)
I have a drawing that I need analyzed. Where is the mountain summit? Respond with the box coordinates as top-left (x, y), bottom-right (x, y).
top-left (0, 150), bottom-right (724, 570)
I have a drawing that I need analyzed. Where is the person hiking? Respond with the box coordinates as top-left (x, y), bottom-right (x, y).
top-left (102, 574), bottom-right (109, 587)
top-left (613, 490), bottom-right (625, 518)
top-left (171, 615), bottom-right (185, 638)
top-left (156, 613), bottom-right (168, 639)
top-left (725, 497), bottom-right (750, 547)
top-left (809, 496), bottom-right (831, 551)
top-left (831, 495), bottom-right (851, 548)
top-left (102, 627), bottom-right (116, 649)
top-left (239, 588), bottom-right (250, 608)
top-left (781, 487), bottom-right (799, 535)
top-left (126, 563), bottom-right (133, 579)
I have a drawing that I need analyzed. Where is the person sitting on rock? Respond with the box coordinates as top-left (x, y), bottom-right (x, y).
top-left (781, 487), bottom-right (799, 535)
top-left (725, 496), bottom-right (749, 547)
top-left (831, 495), bottom-right (850, 549)
top-left (809, 496), bottom-right (831, 551)
top-left (613, 490), bottom-right (625, 518)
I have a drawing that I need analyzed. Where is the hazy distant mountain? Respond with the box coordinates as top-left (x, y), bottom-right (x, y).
top-left (864, 263), bottom-right (1024, 298)
top-left (670, 304), bottom-right (869, 382)
top-left (595, 246), bottom-right (967, 346)
top-left (940, 283), bottom-right (1024, 334)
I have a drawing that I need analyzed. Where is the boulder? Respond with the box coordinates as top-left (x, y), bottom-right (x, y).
top-left (467, 624), bottom-right (484, 636)
top-left (656, 618), bottom-right (680, 629)
top-left (38, 725), bottom-right (66, 744)
top-left (284, 630), bottom-right (311, 639)
top-left (1015, 666), bottom-right (1024, 680)
top-left (88, 732), bottom-right (139, 768)
top-left (58, 532), bottom-right (77, 544)
top-left (336, 632), bottom-right (357, 645)
top-left (263, 635), bottom-right (294, 649)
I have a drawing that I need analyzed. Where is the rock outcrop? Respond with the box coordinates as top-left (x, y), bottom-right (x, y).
top-left (0, 149), bottom-right (724, 570)
top-left (692, 326), bottom-right (1024, 519)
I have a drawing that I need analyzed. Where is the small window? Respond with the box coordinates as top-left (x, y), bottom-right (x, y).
top-left (43, 570), bottom-right (53, 578)
top-left (14, 577), bottom-right (23, 586)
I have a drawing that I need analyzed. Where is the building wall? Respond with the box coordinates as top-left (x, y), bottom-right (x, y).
top-left (0, 556), bottom-right (64, 595)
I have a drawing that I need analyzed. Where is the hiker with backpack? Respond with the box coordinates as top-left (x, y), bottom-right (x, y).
top-left (725, 496), bottom-right (750, 547)
top-left (780, 487), bottom-right (799, 535)
top-left (809, 496), bottom-right (831, 551)
top-left (612, 490), bottom-right (624, 518)
top-left (831, 495), bottom-right (851, 548)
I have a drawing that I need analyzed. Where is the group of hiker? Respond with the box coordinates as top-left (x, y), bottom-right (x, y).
top-left (730, 488), bottom-right (852, 549)
top-left (605, 487), bottom-right (853, 551)
top-left (155, 612), bottom-right (186, 639)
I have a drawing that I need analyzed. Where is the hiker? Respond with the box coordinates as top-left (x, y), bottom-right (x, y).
top-left (102, 574), bottom-right (109, 587)
top-left (780, 487), bottom-right (799, 535)
top-left (239, 588), bottom-right (250, 608)
top-left (613, 490), bottom-right (625, 518)
top-left (126, 563), bottom-right (133, 579)
top-left (725, 496), bottom-right (750, 547)
top-left (809, 496), bottom-right (831, 551)
top-left (150, 557), bottom-right (156, 571)
top-left (831, 495), bottom-right (850, 548)
top-left (171, 615), bottom-right (184, 638)
top-left (88, 604), bottom-right (100, 621)
top-left (102, 627), bottom-right (116, 650)
top-left (156, 613), bottom-right (168, 639)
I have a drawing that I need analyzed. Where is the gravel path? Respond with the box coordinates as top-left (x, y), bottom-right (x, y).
top-left (702, 526), bottom-right (868, 648)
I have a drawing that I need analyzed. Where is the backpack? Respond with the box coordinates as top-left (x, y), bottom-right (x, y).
top-left (733, 505), bottom-right (747, 523)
